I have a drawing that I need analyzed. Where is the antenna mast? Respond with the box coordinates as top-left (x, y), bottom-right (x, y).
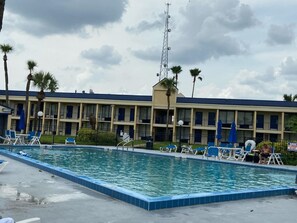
top-left (157, 3), bottom-right (171, 81)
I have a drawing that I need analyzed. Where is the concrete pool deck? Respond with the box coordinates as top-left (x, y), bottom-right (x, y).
top-left (1, 149), bottom-right (297, 222)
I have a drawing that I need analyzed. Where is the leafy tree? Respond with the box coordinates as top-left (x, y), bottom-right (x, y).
top-left (170, 65), bottom-right (182, 86)
top-left (32, 71), bottom-right (58, 131)
top-left (283, 94), bottom-right (297, 102)
top-left (0, 0), bottom-right (5, 31)
top-left (160, 77), bottom-right (177, 141)
top-left (0, 43), bottom-right (13, 106)
top-left (190, 68), bottom-right (202, 98)
top-left (24, 60), bottom-right (37, 133)
top-left (287, 115), bottom-right (297, 133)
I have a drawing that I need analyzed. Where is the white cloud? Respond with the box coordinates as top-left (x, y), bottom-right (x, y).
top-left (1, 0), bottom-right (297, 100)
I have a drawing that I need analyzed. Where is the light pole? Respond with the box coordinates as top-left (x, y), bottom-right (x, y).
top-left (177, 120), bottom-right (184, 152)
top-left (37, 111), bottom-right (43, 132)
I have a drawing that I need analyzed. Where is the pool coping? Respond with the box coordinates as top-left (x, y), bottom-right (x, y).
top-left (0, 146), bottom-right (297, 211)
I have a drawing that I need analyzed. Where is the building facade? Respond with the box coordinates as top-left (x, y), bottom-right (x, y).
top-left (1, 82), bottom-right (297, 146)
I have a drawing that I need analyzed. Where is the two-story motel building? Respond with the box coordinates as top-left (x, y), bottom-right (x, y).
top-left (1, 82), bottom-right (297, 146)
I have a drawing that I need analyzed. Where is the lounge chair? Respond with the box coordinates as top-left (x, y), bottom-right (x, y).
top-left (10, 130), bottom-right (21, 145)
top-left (267, 147), bottom-right (283, 165)
top-left (181, 145), bottom-right (194, 154)
top-left (65, 137), bottom-right (76, 145)
top-left (0, 130), bottom-right (11, 144)
top-left (29, 131), bottom-right (42, 145)
top-left (204, 146), bottom-right (220, 159)
top-left (0, 160), bottom-right (8, 173)
top-left (237, 140), bottom-right (256, 161)
top-left (193, 146), bottom-right (206, 155)
top-left (160, 144), bottom-right (177, 152)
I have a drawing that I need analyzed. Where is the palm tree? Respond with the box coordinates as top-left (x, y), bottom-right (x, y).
top-left (24, 60), bottom-right (37, 133)
top-left (283, 94), bottom-right (297, 102)
top-left (170, 65), bottom-right (182, 85)
top-left (0, 0), bottom-right (5, 31)
top-left (190, 68), bottom-right (202, 98)
top-left (0, 43), bottom-right (13, 106)
top-left (32, 71), bottom-right (58, 131)
top-left (160, 77), bottom-right (177, 141)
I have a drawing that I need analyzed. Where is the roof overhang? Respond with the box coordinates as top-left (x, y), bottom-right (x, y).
top-left (0, 104), bottom-right (12, 114)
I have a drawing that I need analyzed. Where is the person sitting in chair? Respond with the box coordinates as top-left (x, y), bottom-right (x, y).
top-left (258, 144), bottom-right (271, 164)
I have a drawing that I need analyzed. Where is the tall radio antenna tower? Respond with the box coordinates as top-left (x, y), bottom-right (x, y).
top-left (157, 2), bottom-right (171, 81)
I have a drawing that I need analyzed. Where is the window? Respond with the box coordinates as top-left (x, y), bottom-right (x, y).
top-left (219, 111), bottom-right (234, 127)
top-left (195, 112), bottom-right (203, 125)
top-left (270, 115), bottom-right (278, 129)
top-left (177, 109), bottom-right (191, 125)
top-left (101, 105), bottom-right (111, 120)
top-left (256, 114), bottom-right (264, 128)
top-left (130, 108), bottom-right (135, 121)
top-left (118, 108), bottom-right (125, 121)
top-left (238, 111), bottom-right (253, 128)
top-left (194, 129), bottom-right (202, 143)
top-left (207, 130), bottom-right (215, 143)
top-left (208, 112), bottom-right (216, 126)
top-left (139, 107), bottom-right (150, 123)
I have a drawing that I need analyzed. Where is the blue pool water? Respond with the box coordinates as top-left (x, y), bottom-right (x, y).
top-left (6, 147), bottom-right (297, 197)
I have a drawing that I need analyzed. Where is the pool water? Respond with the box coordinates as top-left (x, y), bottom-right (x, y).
top-left (10, 147), bottom-right (296, 197)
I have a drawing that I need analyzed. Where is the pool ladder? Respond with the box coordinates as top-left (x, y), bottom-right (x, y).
top-left (116, 139), bottom-right (134, 151)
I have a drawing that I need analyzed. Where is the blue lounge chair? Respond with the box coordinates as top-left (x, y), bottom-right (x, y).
top-left (65, 137), bottom-right (76, 145)
top-left (160, 144), bottom-right (177, 152)
top-left (204, 146), bottom-right (220, 159)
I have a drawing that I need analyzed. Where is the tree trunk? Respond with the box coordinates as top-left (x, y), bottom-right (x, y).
top-left (3, 53), bottom-right (9, 106)
top-left (34, 90), bottom-right (45, 131)
top-left (191, 77), bottom-right (196, 98)
top-left (24, 74), bottom-right (32, 133)
top-left (165, 91), bottom-right (171, 141)
top-left (0, 0), bottom-right (5, 32)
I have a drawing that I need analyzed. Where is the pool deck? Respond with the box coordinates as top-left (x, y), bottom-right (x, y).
top-left (1, 147), bottom-right (297, 222)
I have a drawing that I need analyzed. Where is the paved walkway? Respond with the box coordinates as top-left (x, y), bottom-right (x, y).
top-left (0, 151), bottom-right (297, 223)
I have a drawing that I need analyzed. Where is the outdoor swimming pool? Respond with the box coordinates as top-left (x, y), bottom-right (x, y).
top-left (0, 146), bottom-right (296, 210)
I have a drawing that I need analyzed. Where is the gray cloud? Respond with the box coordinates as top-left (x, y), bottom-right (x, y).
top-left (266, 24), bottom-right (295, 45)
top-left (81, 45), bottom-right (122, 68)
top-left (5, 0), bottom-right (128, 36)
top-left (132, 0), bottom-right (258, 64)
top-left (126, 14), bottom-right (163, 34)
top-left (279, 57), bottom-right (297, 76)
top-left (130, 47), bottom-right (160, 61)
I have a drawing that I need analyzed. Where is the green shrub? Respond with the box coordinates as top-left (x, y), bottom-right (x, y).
top-left (256, 141), bottom-right (297, 165)
top-left (76, 128), bottom-right (116, 146)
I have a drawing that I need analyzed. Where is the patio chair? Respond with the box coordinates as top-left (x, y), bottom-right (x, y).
top-left (0, 160), bottom-right (8, 173)
top-left (181, 145), bottom-right (194, 154)
top-left (160, 144), bottom-right (177, 152)
top-left (25, 131), bottom-right (35, 144)
top-left (267, 147), bottom-right (284, 165)
top-left (65, 137), bottom-right (76, 145)
top-left (193, 146), bottom-right (206, 155)
top-left (205, 146), bottom-right (220, 160)
top-left (237, 140), bottom-right (256, 161)
top-left (10, 130), bottom-right (21, 145)
top-left (0, 130), bottom-right (11, 144)
top-left (29, 131), bottom-right (42, 145)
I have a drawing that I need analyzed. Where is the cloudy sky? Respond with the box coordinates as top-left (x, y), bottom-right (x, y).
top-left (1, 0), bottom-right (297, 100)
